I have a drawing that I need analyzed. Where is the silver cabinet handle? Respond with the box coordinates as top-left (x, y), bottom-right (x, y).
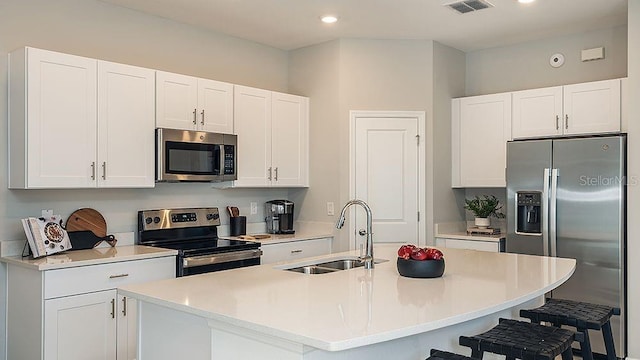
top-left (565, 114), bottom-right (569, 129)
top-left (91, 162), bottom-right (96, 180)
top-left (200, 109), bottom-right (205, 125)
top-left (109, 273), bottom-right (129, 279)
top-left (110, 298), bottom-right (115, 319)
top-left (555, 115), bottom-right (559, 130)
top-left (122, 296), bottom-right (127, 316)
top-left (290, 249), bottom-right (303, 254)
top-left (102, 162), bottom-right (106, 180)
top-left (268, 167), bottom-right (272, 181)
top-left (274, 167), bottom-right (278, 181)
top-left (193, 108), bottom-right (197, 125)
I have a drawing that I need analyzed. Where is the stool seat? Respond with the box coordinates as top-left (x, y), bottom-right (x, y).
top-left (519, 298), bottom-right (619, 360)
top-left (427, 349), bottom-right (476, 360)
top-left (459, 318), bottom-right (575, 360)
top-left (520, 298), bottom-right (618, 330)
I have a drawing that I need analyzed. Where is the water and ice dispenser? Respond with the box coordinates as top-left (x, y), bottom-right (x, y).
top-left (516, 191), bottom-right (541, 235)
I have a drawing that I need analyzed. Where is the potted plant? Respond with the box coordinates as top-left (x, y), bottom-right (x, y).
top-left (464, 195), bottom-right (505, 229)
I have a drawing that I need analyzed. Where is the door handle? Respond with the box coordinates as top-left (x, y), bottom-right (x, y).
top-left (102, 162), bottom-right (106, 180)
top-left (274, 167), bottom-right (278, 181)
top-left (110, 298), bottom-right (115, 319)
top-left (268, 167), bottom-right (272, 181)
top-left (193, 108), bottom-right (197, 125)
top-left (91, 162), bottom-right (96, 180)
top-left (122, 296), bottom-right (127, 316)
top-left (555, 115), bottom-right (559, 130)
top-left (200, 109), bottom-right (205, 126)
top-left (565, 114), bottom-right (569, 130)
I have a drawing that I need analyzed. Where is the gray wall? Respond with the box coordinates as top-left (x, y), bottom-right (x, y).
top-left (466, 26), bottom-right (628, 95)
top-left (625, 2), bottom-right (639, 359)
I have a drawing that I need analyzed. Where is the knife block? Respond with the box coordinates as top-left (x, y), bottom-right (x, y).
top-left (230, 216), bottom-right (246, 236)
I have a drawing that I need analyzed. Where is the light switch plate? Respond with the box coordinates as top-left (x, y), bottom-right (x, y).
top-left (250, 202), bottom-right (258, 215)
top-left (327, 202), bottom-right (335, 216)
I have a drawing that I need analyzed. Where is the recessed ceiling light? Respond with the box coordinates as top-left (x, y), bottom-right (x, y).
top-left (321, 15), bottom-right (338, 24)
top-left (518, 0), bottom-right (535, 3)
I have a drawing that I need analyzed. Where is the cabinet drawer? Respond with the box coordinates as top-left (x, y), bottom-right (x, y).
top-left (44, 256), bottom-right (175, 299)
top-left (261, 238), bottom-right (332, 264)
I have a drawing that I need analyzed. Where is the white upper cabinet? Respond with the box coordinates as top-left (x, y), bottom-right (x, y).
top-left (156, 71), bottom-right (234, 133)
top-left (233, 85), bottom-right (309, 188)
top-left (9, 47), bottom-right (97, 189)
top-left (512, 86), bottom-right (563, 138)
top-left (97, 61), bottom-right (155, 188)
top-left (452, 93), bottom-right (512, 188)
top-left (512, 79), bottom-right (621, 139)
top-left (8, 47), bottom-right (155, 189)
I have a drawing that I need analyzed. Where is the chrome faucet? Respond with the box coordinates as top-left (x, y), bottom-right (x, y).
top-left (336, 199), bottom-right (374, 269)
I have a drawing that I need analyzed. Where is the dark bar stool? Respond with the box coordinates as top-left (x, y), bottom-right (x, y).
top-left (426, 349), bottom-right (476, 360)
top-left (520, 298), bottom-right (619, 360)
top-left (459, 318), bottom-right (577, 360)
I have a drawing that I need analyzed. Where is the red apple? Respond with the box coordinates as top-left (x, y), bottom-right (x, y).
top-left (397, 244), bottom-right (416, 259)
top-left (425, 248), bottom-right (444, 260)
top-left (410, 247), bottom-right (428, 261)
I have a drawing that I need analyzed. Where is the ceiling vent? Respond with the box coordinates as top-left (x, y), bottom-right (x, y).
top-left (445, 0), bottom-right (494, 14)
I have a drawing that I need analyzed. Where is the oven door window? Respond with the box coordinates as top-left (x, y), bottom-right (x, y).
top-left (166, 141), bottom-right (220, 175)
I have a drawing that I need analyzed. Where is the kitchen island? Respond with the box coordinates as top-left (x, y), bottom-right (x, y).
top-left (119, 244), bottom-right (576, 360)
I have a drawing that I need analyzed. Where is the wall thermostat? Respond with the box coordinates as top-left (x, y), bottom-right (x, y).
top-left (550, 53), bottom-right (565, 68)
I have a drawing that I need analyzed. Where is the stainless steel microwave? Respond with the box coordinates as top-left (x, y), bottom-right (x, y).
top-left (156, 128), bottom-right (237, 182)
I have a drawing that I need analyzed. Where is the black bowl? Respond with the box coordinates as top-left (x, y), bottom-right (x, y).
top-left (397, 257), bottom-right (445, 278)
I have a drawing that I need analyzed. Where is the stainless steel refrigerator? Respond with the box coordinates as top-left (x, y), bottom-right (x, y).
top-left (506, 135), bottom-right (626, 358)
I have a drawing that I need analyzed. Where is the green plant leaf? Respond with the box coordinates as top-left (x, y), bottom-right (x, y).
top-left (463, 195), bottom-right (505, 218)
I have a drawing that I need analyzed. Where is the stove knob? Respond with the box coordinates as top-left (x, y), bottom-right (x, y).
top-left (145, 217), bottom-right (153, 225)
top-left (206, 213), bottom-right (215, 220)
top-left (154, 216), bottom-right (161, 224)
top-left (212, 213), bottom-right (219, 220)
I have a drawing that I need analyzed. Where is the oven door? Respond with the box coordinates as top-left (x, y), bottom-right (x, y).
top-left (156, 128), bottom-right (224, 182)
top-left (180, 249), bottom-right (262, 276)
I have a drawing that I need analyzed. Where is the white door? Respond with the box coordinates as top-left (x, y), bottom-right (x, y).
top-left (26, 47), bottom-right (97, 188)
top-left (155, 71), bottom-right (198, 130)
top-left (44, 290), bottom-right (117, 360)
top-left (271, 92), bottom-right (309, 187)
top-left (97, 61), bottom-right (155, 188)
top-left (352, 112), bottom-right (422, 248)
top-left (198, 78), bottom-right (234, 133)
top-left (233, 85), bottom-right (272, 187)
top-left (563, 78), bottom-right (621, 135)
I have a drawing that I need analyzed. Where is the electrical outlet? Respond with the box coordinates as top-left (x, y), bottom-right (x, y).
top-left (327, 202), bottom-right (335, 216)
top-left (250, 202), bottom-right (258, 215)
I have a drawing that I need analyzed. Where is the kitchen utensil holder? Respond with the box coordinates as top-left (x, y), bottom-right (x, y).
top-left (230, 216), bottom-right (246, 236)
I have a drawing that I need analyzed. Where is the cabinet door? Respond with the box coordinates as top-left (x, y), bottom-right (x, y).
top-left (442, 238), bottom-right (500, 252)
top-left (25, 48), bottom-right (97, 188)
top-left (261, 238), bottom-right (332, 264)
top-left (44, 290), bottom-right (117, 360)
top-left (156, 71), bottom-right (198, 130)
top-left (233, 85), bottom-right (272, 187)
top-left (198, 79), bottom-right (234, 133)
top-left (117, 295), bottom-right (137, 360)
top-left (97, 61), bottom-right (155, 188)
top-left (512, 86), bottom-right (563, 139)
top-left (271, 92), bottom-right (309, 187)
top-left (563, 79), bottom-right (621, 135)
top-left (457, 93), bottom-right (512, 187)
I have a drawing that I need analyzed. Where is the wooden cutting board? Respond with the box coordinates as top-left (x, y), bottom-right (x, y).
top-left (66, 208), bottom-right (108, 238)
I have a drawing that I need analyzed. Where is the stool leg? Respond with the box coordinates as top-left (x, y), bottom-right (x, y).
top-left (602, 321), bottom-right (618, 360)
top-left (561, 346), bottom-right (574, 360)
top-left (470, 349), bottom-right (484, 359)
top-left (578, 328), bottom-right (594, 360)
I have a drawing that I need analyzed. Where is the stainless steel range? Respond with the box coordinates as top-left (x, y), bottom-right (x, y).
top-left (137, 207), bottom-right (261, 276)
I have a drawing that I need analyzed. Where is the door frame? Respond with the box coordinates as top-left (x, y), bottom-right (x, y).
top-left (348, 110), bottom-right (427, 250)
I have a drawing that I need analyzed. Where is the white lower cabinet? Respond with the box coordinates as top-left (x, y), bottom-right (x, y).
top-left (435, 237), bottom-right (504, 252)
top-left (6, 255), bottom-right (175, 360)
top-left (261, 238), bottom-right (332, 264)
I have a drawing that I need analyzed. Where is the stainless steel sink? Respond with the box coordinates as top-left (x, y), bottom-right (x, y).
top-left (283, 257), bottom-right (388, 274)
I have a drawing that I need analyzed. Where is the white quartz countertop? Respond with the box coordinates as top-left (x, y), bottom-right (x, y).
top-left (119, 244), bottom-right (575, 351)
top-left (221, 230), bottom-right (333, 244)
top-left (0, 245), bottom-right (177, 271)
top-left (435, 221), bottom-right (506, 242)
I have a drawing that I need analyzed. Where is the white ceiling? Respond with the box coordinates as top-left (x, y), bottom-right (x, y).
top-left (99, 0), bottom-right (628, 52)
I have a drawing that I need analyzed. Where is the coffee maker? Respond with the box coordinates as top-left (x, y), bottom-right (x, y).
top-left (265, 200), bottom-right (295, 234)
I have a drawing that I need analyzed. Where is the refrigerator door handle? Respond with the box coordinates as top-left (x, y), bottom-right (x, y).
top-left (542, 168), bottom-right (551, 256)
top-left (549, 168), bottom-right (559, 257)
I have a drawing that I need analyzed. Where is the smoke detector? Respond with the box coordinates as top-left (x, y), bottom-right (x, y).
top-left (444, 0), bottom-right (494, 14)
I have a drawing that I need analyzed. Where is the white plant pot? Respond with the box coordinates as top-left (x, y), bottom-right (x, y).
top-left (474, 217), bottom-right (490, 229)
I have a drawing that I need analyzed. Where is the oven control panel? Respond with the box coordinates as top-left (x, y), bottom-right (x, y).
top-left (138, 208), bottom-right (221, 230)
